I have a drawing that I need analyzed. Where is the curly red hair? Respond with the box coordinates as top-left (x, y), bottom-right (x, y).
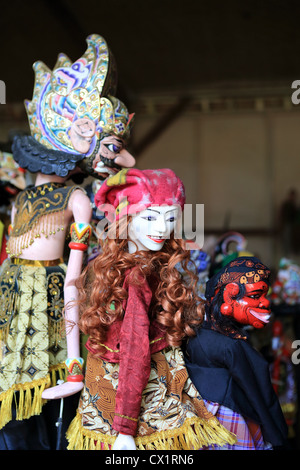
top-left (76, 218), bottom-right (204, 354)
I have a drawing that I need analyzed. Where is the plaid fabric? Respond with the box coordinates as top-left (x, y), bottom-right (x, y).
top-left (203, 400), bottom-right (273, 450)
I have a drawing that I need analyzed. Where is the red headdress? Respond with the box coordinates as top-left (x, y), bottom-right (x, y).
top-left (94, 168), bottom-right (185, 221)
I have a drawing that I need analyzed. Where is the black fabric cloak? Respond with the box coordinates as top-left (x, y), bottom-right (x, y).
top-left (184, 323), bottom-right (288, 448)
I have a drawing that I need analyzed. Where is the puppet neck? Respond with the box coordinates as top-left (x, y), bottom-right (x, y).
top-left (34, 172), bottom-right (67, 187)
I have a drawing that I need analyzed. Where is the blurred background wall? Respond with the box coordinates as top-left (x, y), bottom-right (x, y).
top-left (131, 90), bottom-right (300, 265)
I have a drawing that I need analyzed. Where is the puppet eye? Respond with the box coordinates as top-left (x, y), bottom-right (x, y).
top-left (105, 143), bottom-right (121, 153)
top-left (248, 293), bottom-right (261, 299)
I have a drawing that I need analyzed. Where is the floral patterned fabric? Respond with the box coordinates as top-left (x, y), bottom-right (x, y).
top-left (66, 346), bottom-right (237, 450)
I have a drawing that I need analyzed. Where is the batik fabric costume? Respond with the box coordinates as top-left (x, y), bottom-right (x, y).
top-left (67, 168), bottom-right (237, 450)
top-left (184, 257), bottom-right (288, 449)
top-left (0, 183), bottom-right (84, 430)
top-left (0, 33), bottom-right (134, 447)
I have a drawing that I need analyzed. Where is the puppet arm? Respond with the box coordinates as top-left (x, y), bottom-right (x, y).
top-left (42, 190), bottom-right (92, 399)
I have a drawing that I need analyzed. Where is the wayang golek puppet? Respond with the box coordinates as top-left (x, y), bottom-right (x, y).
top-left (184, 257), bottom-right (288, 449)
top-left (0, 34), bottom-right (135, 449)
top-left (47, 168), bottom-right (237, 450)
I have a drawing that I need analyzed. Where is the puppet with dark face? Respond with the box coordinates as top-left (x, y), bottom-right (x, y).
top-left (184, 256), bottom-right (288, 450)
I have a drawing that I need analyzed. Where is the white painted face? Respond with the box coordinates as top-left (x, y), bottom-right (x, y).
top-left (128, 205), bottom-right (179, 253)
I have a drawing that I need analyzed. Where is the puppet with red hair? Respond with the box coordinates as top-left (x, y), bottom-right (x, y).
top-left (60, 168), bottom-right (236, 450)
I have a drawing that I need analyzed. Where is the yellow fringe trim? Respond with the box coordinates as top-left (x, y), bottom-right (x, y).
top-left (0, 363), bottom-right (67, 430)
top-left (66, 412), bottom-right (237, 450)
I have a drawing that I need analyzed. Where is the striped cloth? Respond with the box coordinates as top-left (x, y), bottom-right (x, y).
top-left (203, 400), bottom-right (273, 450)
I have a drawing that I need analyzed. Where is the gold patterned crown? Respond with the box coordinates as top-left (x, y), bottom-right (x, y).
top-left (24, 34), bottom-right (133, 157)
